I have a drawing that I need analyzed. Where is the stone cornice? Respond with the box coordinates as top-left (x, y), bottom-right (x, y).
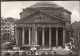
top-left (63, 8), bottom-right (72, 14)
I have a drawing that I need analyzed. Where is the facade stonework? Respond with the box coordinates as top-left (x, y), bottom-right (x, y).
top-left (16, 2), bottom-right (72, 50)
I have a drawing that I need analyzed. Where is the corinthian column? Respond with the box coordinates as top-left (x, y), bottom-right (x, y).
top-left (35, 27), bottom-right (37, 45)
top-left (42, 27), bottom-right (45, 47)
top-left (56, 27), bottom-right (58, 48)
top-left (16, 27), bottom-right (19, 46)
top-left (29, 27), bottom-right (31, 45)
top-left (63, 28), bottom-right (65, 48)
top-left (22, 27), bottom-right (25, 46)
top-left (49, 27), bottom-right (51, 48)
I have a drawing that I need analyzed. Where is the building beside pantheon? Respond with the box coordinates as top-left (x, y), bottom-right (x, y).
top-left (16, 2), bottom-right (71, 50)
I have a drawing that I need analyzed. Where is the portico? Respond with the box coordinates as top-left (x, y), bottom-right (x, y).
top-left (16, 23), bottom-right (66, 48)
top-left (15, 1), bottom-right (71, 50)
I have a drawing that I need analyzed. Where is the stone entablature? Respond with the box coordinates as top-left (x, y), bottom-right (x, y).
top-left (16, 23), bottom-right (65, 27)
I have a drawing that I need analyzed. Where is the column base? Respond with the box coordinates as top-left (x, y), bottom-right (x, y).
top-left (56, 46), bottom-right (58, 48)
top-left (13, 46), bottom-right (20, 49)
top-left (62, 46), bottom-right (65, 48)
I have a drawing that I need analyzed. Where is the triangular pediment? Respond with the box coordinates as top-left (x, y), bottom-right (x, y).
top-left (17, 11), bottom-right (65, 24)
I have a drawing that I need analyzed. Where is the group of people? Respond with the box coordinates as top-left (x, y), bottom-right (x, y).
top-left (4, 51), bottom-right (59, 56)
top-left (28, 51), bottom-right (58, 55)
top-left (68, 38), bottom-right (75, 50)
top-left (4, 39), bottom-right (76, 56)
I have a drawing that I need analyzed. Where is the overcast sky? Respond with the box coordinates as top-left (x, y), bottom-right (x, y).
top-left (1, 1), bottom-right (80, 23)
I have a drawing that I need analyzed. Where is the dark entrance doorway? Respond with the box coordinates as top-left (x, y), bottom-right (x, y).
top-left (44, 27), bottom-right (49, 47)
top-left (37, 27), bottom-right (42, 46)
top-left (24, 27), bottom-right (29, 45)
top-left (58, 27), bottom-right (63, 46)
top-left (51, 27), bottom-right (56, 47)
top-left (18, 27), bottom-right (22, 46)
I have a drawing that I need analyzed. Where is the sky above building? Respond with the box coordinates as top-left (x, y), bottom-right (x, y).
top-left (1, 1), bottom-right (80, 23)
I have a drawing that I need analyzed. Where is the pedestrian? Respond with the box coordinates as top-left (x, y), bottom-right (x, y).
top-left (47, 52), bottom-right (52, 55)
top-left (13, 52), bottom-right (19, 56)
top-left (22, 52), bottom-right (26, 56)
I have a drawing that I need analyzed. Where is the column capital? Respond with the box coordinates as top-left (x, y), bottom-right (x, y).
top-left (29, 27), bottom-right (31, 28)
top-left (22, 27), bottom-right (25, 30)
top-left (49, 27), bottom-right (51, 30)
top-left (63, 27), bottom-right (66, 29)
top-left (55, 27), bottom-right (58, 29)
top-left (35, 27), bottom-right (37, 30)
top-left (28, 27), bottom-right (31, 29)
top-left (42, 27), bottom-right (45, 30)
top-left (15, 27), bottom-right (19, 30)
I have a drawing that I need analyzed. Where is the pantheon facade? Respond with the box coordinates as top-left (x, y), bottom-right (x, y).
top-left (16, 2), bottom-right (71, 50)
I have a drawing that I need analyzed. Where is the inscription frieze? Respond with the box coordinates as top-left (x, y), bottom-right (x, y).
top-left (16, 23), bottom-right (64, 27)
